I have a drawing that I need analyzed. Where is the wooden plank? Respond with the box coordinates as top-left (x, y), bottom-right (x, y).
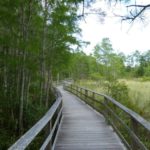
top-left (54, 87), bottom-right (126, 150)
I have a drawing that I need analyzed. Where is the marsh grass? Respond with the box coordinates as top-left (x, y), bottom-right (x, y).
top-left (124, 80), bottom-right (150, 105)
top-left (122, 79), bottom-right (150, 120)
top-left (77, 79), bottom-right (106, 93)
top-left (77, 79), bottom-right (150, 120)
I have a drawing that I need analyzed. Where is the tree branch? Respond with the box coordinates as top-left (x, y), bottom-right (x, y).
top-left (123, 4), bottom-right (150, 22)
top-left (127, 4), bottom-right (150, 8)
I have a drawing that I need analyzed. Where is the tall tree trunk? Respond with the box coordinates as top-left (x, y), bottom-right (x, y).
top-left (40, 0), bottom-right (48, 105)
top-left (19, 52), bottom-right (26, 135)
top-left (3, 47), bottom-right (8, 97)
top-left (45, 69), bottom-right (51, 108)
top-left (18, 0), bottom-right (27, 135)
top-left (25, 75), bottom-right (31, 109)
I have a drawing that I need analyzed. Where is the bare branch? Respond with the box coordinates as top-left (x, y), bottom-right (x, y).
top-left (82, 0), bottom-right (85, 16)
top-left (127, 4), bottom-right (150, 8)
top-left (77, 2), bottom-right (106, 22)
top-left (124, 4), bottom-right (150, 22)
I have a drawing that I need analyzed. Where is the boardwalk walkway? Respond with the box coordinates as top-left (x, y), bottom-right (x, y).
top-left (54, 87), bottom-right (126, 150)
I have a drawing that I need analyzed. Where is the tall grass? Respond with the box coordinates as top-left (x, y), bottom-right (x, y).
top-left (77, 79), bottom-right (150, 120)
top-left (121, 79), bottom-right (150, 120)
top-left (77, 80), bottom-right (105, 92)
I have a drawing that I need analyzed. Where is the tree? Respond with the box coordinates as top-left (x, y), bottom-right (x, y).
top-left (69, 51), bottom-right (90, 79)
top-left (93, 38), bottom-right (125, 81)
top-left (0, 0), bottom-right (83, 148)
top-left (143, 50), bottom-right (150, 76)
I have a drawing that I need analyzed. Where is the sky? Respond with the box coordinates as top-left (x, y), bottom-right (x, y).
top-left (78, 0), bottom-right (150, 55)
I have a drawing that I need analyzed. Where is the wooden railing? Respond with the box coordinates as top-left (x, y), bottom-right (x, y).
top-left (9, 89), bottom-right (63, 150)
top-left (64, 84), bottom-right (150, 150)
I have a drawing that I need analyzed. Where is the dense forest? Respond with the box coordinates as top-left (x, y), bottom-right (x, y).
top-left (0, 0), bottom-right (83, 149)
top-left (0, 0), bottom-right (150, 149)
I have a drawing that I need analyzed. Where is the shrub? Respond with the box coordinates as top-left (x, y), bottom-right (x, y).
top-left (105, 81), bottom-right (129, 104)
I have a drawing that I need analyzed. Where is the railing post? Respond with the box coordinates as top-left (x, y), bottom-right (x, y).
top-left (85, 89), bottom-right (88, 102)
top-left (79, 87), bottom-right (81, 98)
top-left (76, 86), bottom-right (78, 96)
top-left (60, 100), bottom-right (63, 123)
top-left (131, 117), bottom-right (138, 150)
top-left (63, 82), bottom-right (65, 90)
top-left (81, 88), bottom-right (83, 99)
top-left (92, 92), bottom-right (95, 108)
top-left (71, 84), bottom-right (73, 92)
top-left (104, 97), bottom-right (109, 124)
top-left (46, 121), bottom-right (52, 150)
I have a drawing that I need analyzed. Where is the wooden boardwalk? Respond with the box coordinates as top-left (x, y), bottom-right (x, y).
top-left (54, 87), bottom-right (126, 150)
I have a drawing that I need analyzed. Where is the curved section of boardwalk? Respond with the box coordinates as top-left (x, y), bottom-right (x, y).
top-left (54, 87), bottom-right (126, 150)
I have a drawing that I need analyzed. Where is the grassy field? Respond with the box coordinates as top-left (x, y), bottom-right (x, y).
top-left (121, 79), bottom-right (150, 108)
top-left (122, 79), bottom-right (150, 120)
top-left (77, 79), bottom-right (150, 120)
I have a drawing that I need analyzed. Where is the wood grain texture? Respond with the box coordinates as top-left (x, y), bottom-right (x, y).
top-left (54, 87), bottom-right (126, 150)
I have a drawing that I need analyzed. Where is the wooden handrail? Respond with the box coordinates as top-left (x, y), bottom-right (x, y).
top-left (9, 91), bottom-right (62, 150)
top-left (64, 84), bottom-right (150, 150)
top-left (68, 84), bottom-right (150, 131)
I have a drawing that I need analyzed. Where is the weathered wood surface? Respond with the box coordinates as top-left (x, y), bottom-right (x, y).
top-left (65, 84), bottom-right (150, 150)
top-left (68, 84), bottom-right (150, 132)
top-left (54, 87), bottom-right (126, 150)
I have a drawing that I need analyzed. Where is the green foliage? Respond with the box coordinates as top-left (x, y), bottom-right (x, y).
top-left (90, 73), bottom-right (103, 80)
top-left (24, 104), bottom-right (48, 129)
top-left (142, 76), bottom-right (150, 81)
top-left (125, 50), bottom-right (150, 77)
top-left (0, 0), bottom-right (83, 148)
top-left (93, 38), bottom-right (125, 81)
top-left (68, 51), bottom-right (98, 80)
top-left (1, 0), bottom-right (150, 148)
top-left (108, 81), bottom-right (129, 103)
